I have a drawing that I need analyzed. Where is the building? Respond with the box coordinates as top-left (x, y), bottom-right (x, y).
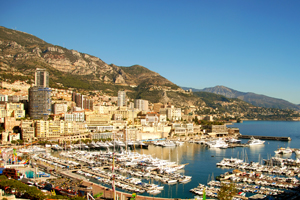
top-left (53, 103), bottom-right (68, 114)
top-left (134, 99), bottom-right (149, 111)
top-left (72, 92), bottom-right (93, 110)
top-left (0, 95), bottom-right (8, 102)
top-left (117, 91), bottom-right (126, 107)
top-left (28, 68), bottom-right (51, 120)
top-left (35, 68), bottom-right (49, 87)
top-left (0, 102), bottom-right (25, 121)
top-left (28, 87), bottom-right (51, 120)
top-left (20, 120), bottom-right (35, 141)
top-left (64, 111), bottom-right (85, 122)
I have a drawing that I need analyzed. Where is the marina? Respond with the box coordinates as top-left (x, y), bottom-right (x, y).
top-left (1, 121), bottom-right (300, 199)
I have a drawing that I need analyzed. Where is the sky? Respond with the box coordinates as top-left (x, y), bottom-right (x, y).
top-left (1, 0), bottom-right (300, 104)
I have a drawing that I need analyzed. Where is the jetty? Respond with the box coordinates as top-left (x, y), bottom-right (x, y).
top-left (238, 135), bottom-right (291, 141)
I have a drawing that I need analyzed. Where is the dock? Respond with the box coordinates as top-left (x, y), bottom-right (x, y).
top-left (238, 135), bottom-right (291, 141)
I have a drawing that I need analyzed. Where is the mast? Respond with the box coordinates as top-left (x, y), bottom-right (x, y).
top-left (112, 132), bottom-right (116, 200)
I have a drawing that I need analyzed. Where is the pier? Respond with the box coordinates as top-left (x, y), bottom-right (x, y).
top-left (238, 135), bottom-right (291, 141)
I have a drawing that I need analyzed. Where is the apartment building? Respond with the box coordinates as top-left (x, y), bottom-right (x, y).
top-left (134, 99), bottom-right (149, 111)
top-left (21, 120), bottom-right (35, 141)
top-left (64, 111), bottom-right (85, 122)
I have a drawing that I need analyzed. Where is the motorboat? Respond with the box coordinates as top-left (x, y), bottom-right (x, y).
top-left (228, 138), bottom-right (241, 144)
top-left (148, 189), bottom-right (161, 195)
top-left (206, 138), bottom-right (228, 148)
top-left (153, 140), bottom-right (165, 146)
top-left (162, 141), bottom-right (176, 147)
top-left (247, 137), bottom-right (265, 145)
top-left (275, 147), bottom-right (292, 154)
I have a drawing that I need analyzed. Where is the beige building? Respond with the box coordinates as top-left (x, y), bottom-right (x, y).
top-left (0, 102), bottom-right (25, 121)
top-left (21, 120), bottom-right (35, 141)
top-left (36, 120), bottom-right (88, 139)
top-left (85, 113), bottom-right (111, 126)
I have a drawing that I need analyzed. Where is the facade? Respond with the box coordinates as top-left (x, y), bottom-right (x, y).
top-left (134, 99), bottom-right (149, 111)
top-left (20, 120), bottom-right (35, 141)
top-left (53, 103), bottom-right (68, 114)
top-left (0, 103), bottom-right (25, 121)
top-left (4, 117), bottom-right (21, 132)
top-left (0, 95), bottom-right (8, 102)
top-left (72, 92), bottom-right (93, 110)
top-left (117, 91), bottom-right (126, 107)
top-left (35, 68), bottom-right (49, 87)
top-left (64, 112), bottom-right (85, 122)
top-left (28, 86), bottom-right (51, 120)
top-left (29, 68), bottom-right (51, 120)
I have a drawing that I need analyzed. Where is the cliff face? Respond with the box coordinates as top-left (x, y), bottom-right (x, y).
top-left (0, 26), bottom-right (176, 89)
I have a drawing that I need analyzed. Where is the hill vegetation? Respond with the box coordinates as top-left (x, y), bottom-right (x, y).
top-left (1, 26), bottom-right (299, 121)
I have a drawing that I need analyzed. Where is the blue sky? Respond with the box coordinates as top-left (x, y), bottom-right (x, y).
top-left (1, 0), bottom-right (300, 104)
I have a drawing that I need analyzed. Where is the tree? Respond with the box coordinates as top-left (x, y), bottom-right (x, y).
top-left (217, 182), bottom-right (238, 200)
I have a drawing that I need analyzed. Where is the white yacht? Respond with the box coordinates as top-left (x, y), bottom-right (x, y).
top-left (228, 138), bottom-right (241, 144)
top-left (295, 149), bottom-right (300, 155)
top-left (247, 137), bottom-right (265, 145)
top-left (206, 138), bottom-right (228, 148)
top-left (153, 140), bottom-right (165, 146)
top-left (275, 147), bottom-right (292, 154)
top-left (162, 141), bottom-right (176, 147)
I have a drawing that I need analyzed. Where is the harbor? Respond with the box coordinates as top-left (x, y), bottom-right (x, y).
top-left (1, 121), bottom-right (300, 200)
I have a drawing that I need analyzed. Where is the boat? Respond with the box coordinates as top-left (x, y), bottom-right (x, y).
top-left (148, 189), bottom-right (161, 195)
top-left (162, 141), bottom-right (176, 147)
top-left (228, 138), bottom-right (241, 144)
top-left (153, 140), bottom-right (165, 146)
top-left (295, 149), bottom-right (300, 155)
top-left (275, 147), bottom-right (292, 154)
top-left (247, 137), bottom-right (265, 145)
top-left (206, 138), bottom-right (228, 148)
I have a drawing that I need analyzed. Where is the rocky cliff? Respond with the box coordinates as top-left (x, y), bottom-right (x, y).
top-left (0, 26), bottom-right (177, 90)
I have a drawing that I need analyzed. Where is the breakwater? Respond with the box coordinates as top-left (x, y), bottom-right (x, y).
top-left (238, 135), bottom-right (291, 141)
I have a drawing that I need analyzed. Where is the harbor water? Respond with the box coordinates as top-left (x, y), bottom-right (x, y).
top-left (54, 121), bottom-right (300, 199)
top-left (121, 121), bottom-right (300, 199)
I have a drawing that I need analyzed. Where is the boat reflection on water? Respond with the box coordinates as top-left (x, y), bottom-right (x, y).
top-left (248, 143), bottom-right (264, 154)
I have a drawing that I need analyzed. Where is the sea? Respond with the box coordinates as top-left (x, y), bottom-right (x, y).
top-left (116, 121), bottom-right (300, 199)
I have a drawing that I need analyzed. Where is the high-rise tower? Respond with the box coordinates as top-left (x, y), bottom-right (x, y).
top-left (29, 68), bottom-right (51, 120)
top-left (35, 68), bottom-right (49, 87)
top-left (117, 91), bottom-right (126, 107)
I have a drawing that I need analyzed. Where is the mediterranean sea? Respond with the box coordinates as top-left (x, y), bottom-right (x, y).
top-left (127, 121), bottom-right (300, 199)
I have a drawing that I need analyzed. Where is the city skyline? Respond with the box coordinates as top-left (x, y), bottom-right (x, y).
top-left (1, 0), bottom-right (300, 104)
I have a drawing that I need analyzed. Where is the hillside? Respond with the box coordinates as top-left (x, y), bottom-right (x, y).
top-left (0, 26), bottom-right (179, 97)
top-left (183, 86), bottom-right (300, 111)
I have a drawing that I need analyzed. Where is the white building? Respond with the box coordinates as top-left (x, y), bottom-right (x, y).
top-left (118, 91), bottom-right (126, 107)
top-left (134, 99), bottom-right (149, 111)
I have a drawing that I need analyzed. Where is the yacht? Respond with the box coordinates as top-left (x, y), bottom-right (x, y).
top-left (247, 137), bottom-right (265, 145)
top-left (228, 138), bottom-right (241, 144)
top-left (153, 140), bottom-right (165, 146)
top-left (206, 138), bottom-right (228, 148)
top-left (275, 147), bottom-right (292, 154)
top-left (295, 149), bottom-right (300, 155)
top-left (162, 141), bottom-right (176, 147)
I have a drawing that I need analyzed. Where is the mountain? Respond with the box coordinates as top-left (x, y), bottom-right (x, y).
top-left (0, 26), bottom-right (179, 95)
top-left (193, 85), bottom-right (300, 110)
